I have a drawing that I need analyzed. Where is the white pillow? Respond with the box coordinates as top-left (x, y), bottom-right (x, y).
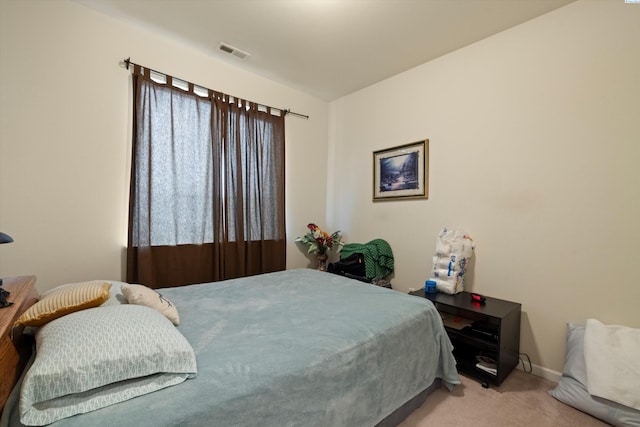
top-left (121, 283), bottom-right (180, 325)
top-left (548, 323), bottom-right (640, 427)
top-left (20, 305), bottom-right (197, 426)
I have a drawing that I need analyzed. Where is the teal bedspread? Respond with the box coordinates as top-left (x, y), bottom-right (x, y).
top-left (2, 269), bottom-right (458, 426)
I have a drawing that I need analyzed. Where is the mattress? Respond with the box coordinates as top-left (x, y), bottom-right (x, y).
top-left (2, 268), bottom-right (458, 426)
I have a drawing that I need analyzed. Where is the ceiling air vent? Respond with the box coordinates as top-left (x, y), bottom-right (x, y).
top-left (218, 42), bottom-right (250, 60)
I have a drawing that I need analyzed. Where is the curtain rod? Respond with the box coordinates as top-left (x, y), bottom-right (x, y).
top-left (122, 57), bottom-right (309, 120)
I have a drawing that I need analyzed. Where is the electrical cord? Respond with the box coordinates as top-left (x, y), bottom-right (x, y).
top-left (519, 352), bottom-right (533, 373)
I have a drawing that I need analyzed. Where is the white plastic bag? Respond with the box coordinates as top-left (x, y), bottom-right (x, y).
top-left (430, 228), bottom-right (475, 295)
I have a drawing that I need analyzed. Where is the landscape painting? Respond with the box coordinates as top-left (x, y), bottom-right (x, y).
top-left (373, 140), bottom-right (428, 201)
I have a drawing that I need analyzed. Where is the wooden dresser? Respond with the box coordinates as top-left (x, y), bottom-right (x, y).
top-left (0, 276), bottom-right (38, 412)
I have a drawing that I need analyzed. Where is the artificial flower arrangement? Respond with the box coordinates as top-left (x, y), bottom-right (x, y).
top-left (295, 223), bottom-right (343, 256)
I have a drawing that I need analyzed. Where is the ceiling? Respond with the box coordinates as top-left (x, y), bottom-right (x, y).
top-left (75, 0), bottom-right (575, 101)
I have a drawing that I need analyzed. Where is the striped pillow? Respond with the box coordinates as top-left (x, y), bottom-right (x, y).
top-left (14, 281), bottom-right (111, 327)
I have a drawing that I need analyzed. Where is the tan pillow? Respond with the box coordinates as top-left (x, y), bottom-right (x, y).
top-left (14, 281), bottom-right (111, 327)
top-left (121, 284), bottom-right (180, 326)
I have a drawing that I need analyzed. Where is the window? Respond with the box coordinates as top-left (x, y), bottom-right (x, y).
top-left (127, 66), bottom-right (286, 287)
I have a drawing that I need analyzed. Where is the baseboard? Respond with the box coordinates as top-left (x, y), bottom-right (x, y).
top-left (516, 361), bottom-right (561, 383)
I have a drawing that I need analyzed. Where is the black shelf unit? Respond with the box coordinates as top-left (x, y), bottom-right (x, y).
top-left (411, 289), bottom-right (521, 386)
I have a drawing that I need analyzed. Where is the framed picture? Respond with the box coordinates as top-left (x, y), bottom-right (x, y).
top-left (373, 139), bottom-right (429, 201)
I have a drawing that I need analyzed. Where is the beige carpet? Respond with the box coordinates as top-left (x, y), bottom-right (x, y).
top-left (399, 369), bottom-right (608, 427)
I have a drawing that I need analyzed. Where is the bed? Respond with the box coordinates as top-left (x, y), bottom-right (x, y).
top-left (1, 268), bottom-right (459, 426)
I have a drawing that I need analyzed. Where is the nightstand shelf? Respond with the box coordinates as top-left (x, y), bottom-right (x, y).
top-left (410, 289), bottom-right (521, 386)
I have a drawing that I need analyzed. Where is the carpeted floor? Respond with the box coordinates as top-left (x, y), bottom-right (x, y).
top-left (398, 369), bottom-right (608, 427)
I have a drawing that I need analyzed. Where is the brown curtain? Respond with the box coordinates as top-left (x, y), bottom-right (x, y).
top-left (127, 66), bottom-right (286, 288)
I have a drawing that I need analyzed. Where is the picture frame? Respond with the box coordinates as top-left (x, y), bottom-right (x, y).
top-left (373, 139), bottom-right (428, 201)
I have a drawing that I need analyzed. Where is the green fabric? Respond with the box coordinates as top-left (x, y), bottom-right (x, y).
top-left (340, 239), bottom-right (394, 279)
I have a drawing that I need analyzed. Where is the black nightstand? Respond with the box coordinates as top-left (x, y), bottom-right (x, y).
top-left (411, 289), bottom-right (521, 386)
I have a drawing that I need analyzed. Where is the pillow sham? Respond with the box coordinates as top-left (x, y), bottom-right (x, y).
top-left (121, 283), bottom-right (180, 325)
top-left (20, 304), bottom-right (197, 426)
top-left (548, 323), bottom-right (640, 427)
top-left (14, 281), bottom-right (111, 327)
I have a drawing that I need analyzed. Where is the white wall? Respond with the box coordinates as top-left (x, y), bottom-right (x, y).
top-left (0, 0), bottom-right (327, 291)
top-left (2, 0), bottom-right (639, 377)
top-left (328, 0), bottom-right (640, 374)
